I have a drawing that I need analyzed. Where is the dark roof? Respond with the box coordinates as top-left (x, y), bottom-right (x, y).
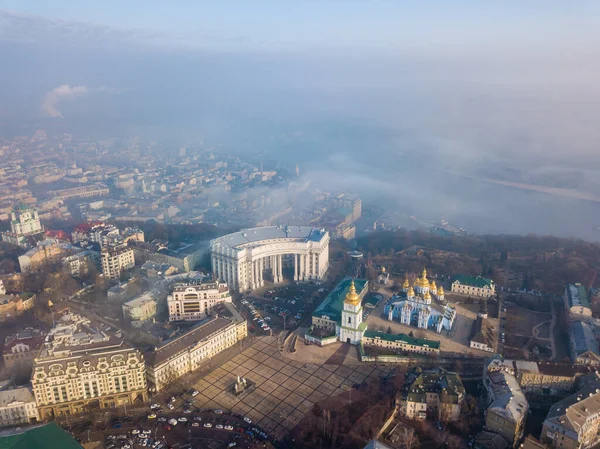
top-left (470, 316), bottom-right (494, 346)
top-left (535, 362), bottom-right (594, 377)
top-left (312, 278), bottom-right (368, 322)
top-left (407, 371), bottom-right (465, 404)
top-left (452, 275), bottom-right (494, 288)
top-left (146, 317), bottom-right (234, 366)
top-left (363, 330), bottom-right (440, 349)
top-left (0, 423), bottom-right (82, 449)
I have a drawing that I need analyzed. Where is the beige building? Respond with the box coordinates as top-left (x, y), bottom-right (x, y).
top-left (145, 303), bottom-right (247, 392)
top-left (405, 370), bottom-right (465, 422)
top-left (542, 386), bottom-right (600, 449)
top-left (514, 361), bottom-right (588, 399)
top-left (0, 282), bottom-right (36, 322)
top-left (122, 292), bottom-right (157, 325)
top-left (564, 284), bottom-right (592, 318)
top-left (31, 313), bottom-right (148, 418)
top-left (101, 245), bottom-right (135, 280)
top-left (484, 360), bottom-right (529, 448)
top-left (62, 251), bottom-right (94, 278)
top-left (167, 280), bottom-right (232, 322)
top-left (451, 275), bottom-right (495, 297)
top-left (3, 329), bottom-right (45, 373)
top-left (362, 330), bottom-right (440, 355)
top-left (18, 239), bottom-right (70, 272)
top-left (0, 386), bottom-right (39, 427)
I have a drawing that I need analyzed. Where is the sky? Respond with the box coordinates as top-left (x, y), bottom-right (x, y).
top-left (2, 1), bottom-right (600, 239)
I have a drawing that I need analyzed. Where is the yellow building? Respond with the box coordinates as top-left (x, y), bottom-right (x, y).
top-left (31, 313), bottom-right (148, 418)
top-left (101, 245), bottom-right (135, 280)
top-left (451, 275), bottom-right (495, 297)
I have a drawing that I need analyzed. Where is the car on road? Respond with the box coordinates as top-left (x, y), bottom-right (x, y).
top-left (228, 443), bottom-right (237, 448)
top-left (142, 429), bottom-right (151, 435)
top-left (132, 430), bottom-right (140, 435)
top-left (183, 408), bottom-right (192, 414)
top-left (157, 417), bottom-right (167, 422)
top-left (225, 425), bottom-right (234, 431)
top-left (193, 416), bottom-right (202, 421)
top-left (243, 417), bottom-right (252, 424)
top-left (168, 419), bottom-right (178, 426)
top-left (147, 414), bottom-right (156, 419)
top-left (191, 390), bottom-right (199, 396)
top-left (167, 404), bottom-right (174, 410)
top-left (150, 403), bottom-right (160, 409)
top-left (178, 417), bottom-right (187, 422)
top-left (204, 423), bottom-right (213, 428)
top-left (121, 444), bottom-right (131, 449)
top-left (215, 409), bottom-right (224, 414)
top-left (216, 424), bottom-right (224, 429)
top-left (192, 422), bottom-right (200, 427)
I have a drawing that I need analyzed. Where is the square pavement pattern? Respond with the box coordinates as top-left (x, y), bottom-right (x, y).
top-left (191, 336), bottom-right (390, 440)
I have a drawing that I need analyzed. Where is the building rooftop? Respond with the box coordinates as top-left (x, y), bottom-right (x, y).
top-left (312, 277), bottom-right (368, 323)
top-left (0, 422), bottom-right (82, 449)
top-left (452, 275), bottom-right (494, 288)
top-left (0, 387), bottom-right (35, 407)
top-left (407, 370), bottom-right (465, 404)
top-left (544, 385), bottom-right (600, 440)
top-left (471, 316), bottom-right (495, 347)
top-left (486, 370), bottom-right (528, 424)
top-left (570, 321), bottom-right (599, 356)
top-left (211, 225), bottom-right (327, 250)
top-left (363, 330), bottom-right (440, 350)
top-left (123, 291), bottom-right (156, 309)
top-left (566, 284), bottom-right (591, 309)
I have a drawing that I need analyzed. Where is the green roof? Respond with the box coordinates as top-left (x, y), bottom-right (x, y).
top-left (407, 371), bottom-right (465, 403)
top-left (364, 330), bottom-right (440, 349)
top-left (452, 275), bottom-right (494, 288)
top-left (566, 284), bottom-right (591, 309)
top-left (312, 277), bottom-right (368, 323)
top-left (0, 423), bottom-right (82, 449)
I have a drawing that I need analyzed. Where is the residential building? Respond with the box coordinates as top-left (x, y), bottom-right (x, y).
top-left (483, 359), bottom-right (529, 448)
top-left (31, 312), bottom-right (148, 418)
top-left (0, 386), bottom-right (39, 427)
top-left (405, 370), bottom-right (465, 422)
top-left (564, 284), bottom-right (593, 318)
top-left (62, 251), bottom-right (93, 278)
top-left (49, 183), bottom-right (109, 201)
top-left (167, 280), bottom-right (232, 322)
top-left (210, 226), bottom-right (330, 291)
top-left (474, 431), bottom-right (510, 449)
top-left (514, 361), bottom-right (592, 399)
top-left (101, 245), bottom-right (135, 280)
top-left (0, 283), bottom-right (36, 322)
top-left (145, 303), bottom-right (247, 392)
top-left (18, 239), bottom-right (70, 272)
top-left (569, 321), bottom-right (600, 366)
top-left (451, 275), bottom-right (496, 297)
top-left (72, 222), bottom-right (120, 249)
top-left (3, 329), bottom-right (45, 373)
top-left (1, 204), bottom-right (45, 248)
top-left (362, 330), bottom-right (440, 355)
top-left (131, 240), bottom-right (208, 273)
top-left (541, 386), bottom-right (600, 449)
top-left (470, 316), bottom-right (496, 353)
top-left (122, 292), bottom-right (157, 326)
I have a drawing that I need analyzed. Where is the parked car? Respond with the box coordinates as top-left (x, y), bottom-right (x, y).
top-left (204, 423), bottom-right (213, 428)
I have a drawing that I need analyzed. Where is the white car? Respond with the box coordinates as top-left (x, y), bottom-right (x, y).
top-left (216, 424), bottom-right (224, 429)
top-left (168, 419), bottom-right (178, 426)
top-left (214, 409), bottom-right (223, 414)
top-left (204, 423), bottom-right (212, 428)
top-left (167, 404), bottom-right (174, 410)
top-left (193, 416), bottom-right (202, 421)
top-left (228, 443), bottom-right (237, 448)
top-left (225, 425), bottom-right (234, 431)
top-left (158, 417), bottom-right (167, 422)
top-left (150, 403), bottom-right (161, 409)
top-left (142, 430), bottom-right (151, 435)
top-left (178, 417), bottom-right (187, 422)
top-left (192, 422), bottom-right (200, 427)
top-left (243, 417), bottom-right (252, 424)
top-left (191, 390), bottom-right (199, 397)
top-left (131, 430), bottom-right (140, 435)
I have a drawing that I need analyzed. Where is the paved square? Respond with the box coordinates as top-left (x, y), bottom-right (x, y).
top-left (191, 336), bottom-right (390, 440)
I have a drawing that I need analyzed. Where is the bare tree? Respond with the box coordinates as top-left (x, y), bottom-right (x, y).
top-left (398, 427), bottom-right (420, 449)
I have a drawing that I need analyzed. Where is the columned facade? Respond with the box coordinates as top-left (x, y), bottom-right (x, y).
top-left (211, 226), bottom-right (330, 291)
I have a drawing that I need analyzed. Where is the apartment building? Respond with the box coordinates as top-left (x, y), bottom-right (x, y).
top-left (3, 329), bottom-right (45, 373)
top-left (0, 386), bottom-right (39, 427)
top-left (405, 370), bottom-right (465, 422)
top-left (167, 280), bottom-right (232, 322)
top-left (101, 245), bottom-right (135, 280)
top-left (122, 292), bottom-right (157, 325)
top-left (31, 313), bottom-right (148, 418)
top-left (145, 303), bottom-right (247, 392)
top-left (483, 360), bottom-right (529, 448)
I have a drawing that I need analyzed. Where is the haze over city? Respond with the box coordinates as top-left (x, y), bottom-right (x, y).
top-left (2, 1), bottom-right (600, 238)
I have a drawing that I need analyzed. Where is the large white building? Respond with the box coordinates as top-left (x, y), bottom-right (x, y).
top-left (210, 226), bottom-right (330, 291)
top-left (145, 302), bottom-right (247, 392)
top-left (1, 205), bottom-right (45, 248)
top-left (167, 280), bottom-right (232, 322)
top-left (101, 245), bottom-right (135, 280)
top-left (0, 386), bottom-right (39, 427)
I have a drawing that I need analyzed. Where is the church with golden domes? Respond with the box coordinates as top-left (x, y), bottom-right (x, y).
top-left (384, 268), bottom-right (456, 334)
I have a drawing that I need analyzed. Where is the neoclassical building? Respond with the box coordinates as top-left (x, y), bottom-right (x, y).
top-left (167, 280), bottom-right (232, 322)
top-left (210, 226), bottom-right (330, 291)
top-left (385, 269), bottom-right (456, 334)
top-left (31, 313), bottom-right (148, 418)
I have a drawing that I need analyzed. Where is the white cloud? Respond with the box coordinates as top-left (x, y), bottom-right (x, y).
top-left (41, 84), bottom-right (88, 118)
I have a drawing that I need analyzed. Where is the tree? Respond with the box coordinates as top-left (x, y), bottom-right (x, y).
top-left (387, 326), bottom-right (393, 334)
top-left (311, 403), bottom-right (322, 418)
top-left (398, 427), bottom-right (420, 449)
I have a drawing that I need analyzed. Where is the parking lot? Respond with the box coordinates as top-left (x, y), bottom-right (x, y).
top-left (190, 336), bottom-right (391, 440)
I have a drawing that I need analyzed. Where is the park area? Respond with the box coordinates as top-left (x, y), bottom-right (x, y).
top-left (502, 301), bottom-right (555, 360)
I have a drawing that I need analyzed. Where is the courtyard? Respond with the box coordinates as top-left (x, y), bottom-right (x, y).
top-left (190, 336), bottom-right (391, 440)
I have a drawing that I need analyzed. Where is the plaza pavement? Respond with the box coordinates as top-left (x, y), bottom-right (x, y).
top-left (191, 336), bottom-right (391, 440)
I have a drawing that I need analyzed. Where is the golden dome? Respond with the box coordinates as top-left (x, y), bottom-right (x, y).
top-left (437, 285), bottom-right (445, 295)
top-left (424, 290), bottom-right (432, 300)
top-left (417, 268), bottom-right (430, 287)
top-left (381, 266), bottom-right (386, 273)
top-left (344, 280), bottom-right (361, 306)
top-left (430, 280), bottom-right (437, 290)
top-left (407, 286), bottom-right (415, 297)
top-left (402, 277), bottom-right (409, 288)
